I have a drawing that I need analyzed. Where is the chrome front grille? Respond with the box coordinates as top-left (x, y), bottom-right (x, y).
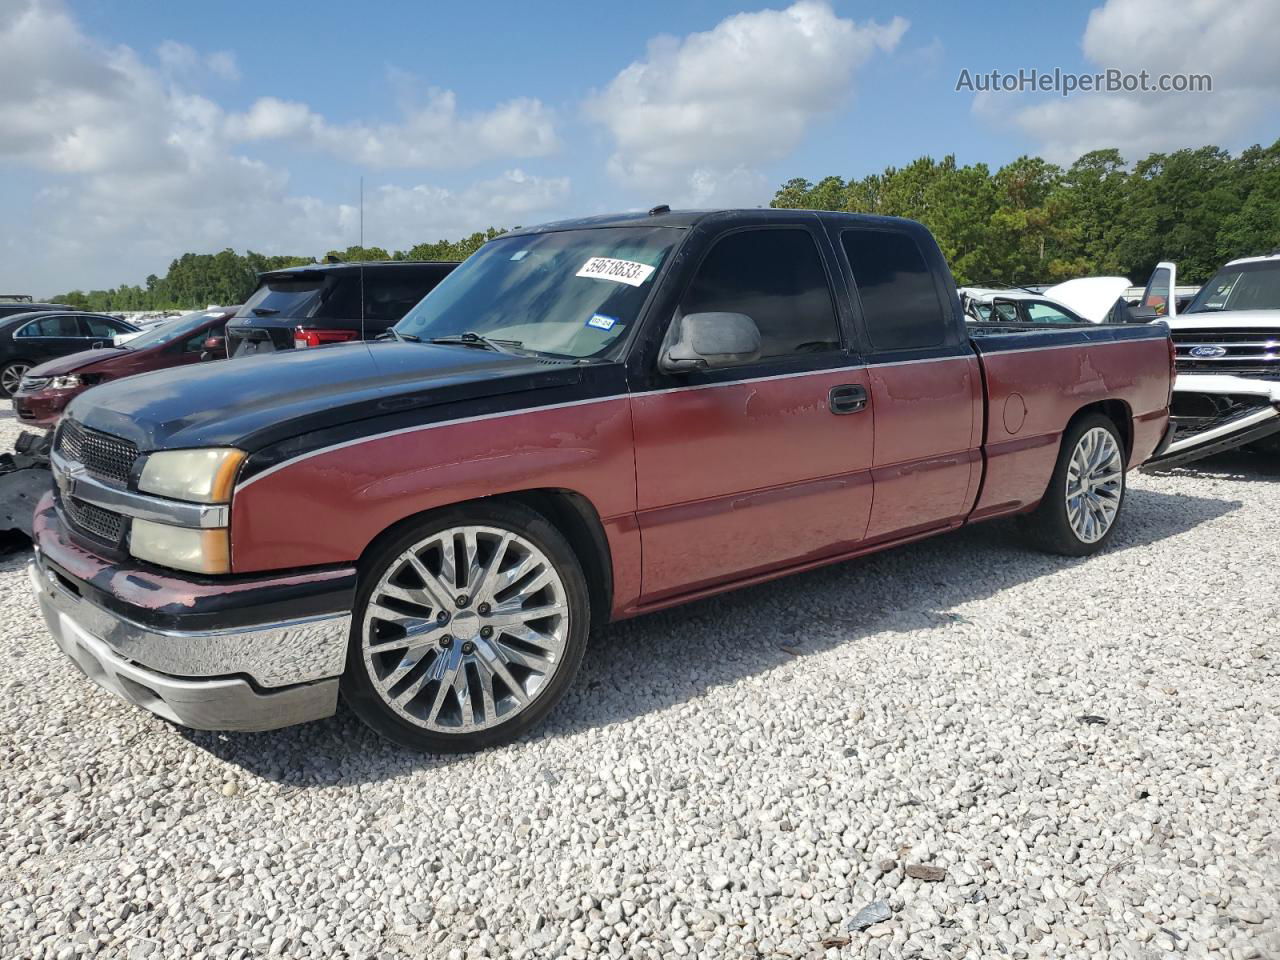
top-left (56, 419), bottom-right (139, 485)
top-left (18, 375), bottom-right (49, 393)
top-left (1173, 330), bottom-right (1280, 376)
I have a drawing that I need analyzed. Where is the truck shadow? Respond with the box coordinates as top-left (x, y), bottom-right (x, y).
top-left (1154, 450), bottom-right (1280, 483)
top-left (181, 483), bottom-right (1239, 784)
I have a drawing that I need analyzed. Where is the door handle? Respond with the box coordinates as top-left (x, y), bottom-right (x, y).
top-left (828, 384), bottom-right (868, 415)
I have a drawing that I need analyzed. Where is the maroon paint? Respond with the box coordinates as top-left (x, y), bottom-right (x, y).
top-left (32, 494), bottom-right (352, 614)
top-left (230, 398), bottom-right (643, 617)
top-left (973, 340), bottom-right (1171, 518)
top-left (864, 355), bottom-right (982, 541)
top-left (630, 367), bottom-right (874, 602)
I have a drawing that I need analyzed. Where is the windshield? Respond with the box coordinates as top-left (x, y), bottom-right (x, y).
top-left (394, 227), bottom-right (677, 358)
top-left (121, 310), bottom-right (220, 350)
top-left (1186, 261), bottom-right (1280, 313)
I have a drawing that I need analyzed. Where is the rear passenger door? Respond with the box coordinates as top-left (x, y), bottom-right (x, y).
top-left (837, 226), bottom-right (982, 542)
top-left (630, 223), bottom-right (875, 602)
top-left (14, 314), bottom-right (86, 362)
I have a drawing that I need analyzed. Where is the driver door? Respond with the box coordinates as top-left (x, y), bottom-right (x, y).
top-left (629, 225), bottom-right (875, 603)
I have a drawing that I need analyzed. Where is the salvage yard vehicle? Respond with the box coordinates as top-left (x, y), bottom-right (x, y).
top-left (0, 311), bottom-right (138, 398)
top-left (30, 209), bottom-right (1174, 752)
top-left (960, 277), bottom-right (1134, 326)
top-left (1141, 255), bottom-right (1280, 468)
top-left (12, 307), bottom-right (239, 428)
top-left (225, 260), bottom-right (457, 357)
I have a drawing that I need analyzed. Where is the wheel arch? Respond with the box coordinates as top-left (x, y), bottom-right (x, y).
top-left (1067, 398), bottom-right (1133, 461)
top-left (355, 487), bottom-right (614, 627)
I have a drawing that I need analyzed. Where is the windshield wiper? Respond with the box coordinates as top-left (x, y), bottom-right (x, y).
top-left (428, 332), bottom-right (523, 353)
top-left (251, 307), bottom-right (280, 316)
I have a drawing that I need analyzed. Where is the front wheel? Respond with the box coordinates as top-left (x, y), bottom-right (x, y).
top-left (1018, 414), bottom-right (1127, 556)
top-left (0, 360), bottom-right (31, 398)
top-left (340, 502), bottom-right (590, 752)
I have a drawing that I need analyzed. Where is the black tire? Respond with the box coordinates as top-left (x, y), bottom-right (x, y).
top-left (0, 360), bottom-right (31, 398)
top-left (1018, 413), bottom-right (1127, 556)
top-left (340, 501), bottom-right (590, 752)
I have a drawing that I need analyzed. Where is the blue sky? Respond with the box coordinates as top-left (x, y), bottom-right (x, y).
top-left (2, 0), bottom-right (1277, 294)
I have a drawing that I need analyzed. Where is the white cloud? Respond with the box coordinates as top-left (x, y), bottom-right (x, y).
top-left (0, 0), bottom-right (570, 292)
top-left (224, 88), bottom-right (559, 169)
top-left (585, 0), bottom-right (907, 205)
top-left (975, 0), bottom-right (1280, 161)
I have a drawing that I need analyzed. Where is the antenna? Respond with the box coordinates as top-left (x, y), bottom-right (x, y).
top-left (359, 176), bottom-right (365, 343)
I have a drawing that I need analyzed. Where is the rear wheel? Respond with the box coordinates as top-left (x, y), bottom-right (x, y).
top-left (0, 361), bottom-right (31, 398)
top-left (1019, 414), bottom-right (1126, 556)
top-left (340, 502), bottom-right (589, 752)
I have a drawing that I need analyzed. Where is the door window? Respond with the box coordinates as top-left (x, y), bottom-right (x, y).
top-left (678, 228), bottom-right (840, 360)
top-left (16, 315), bottom-right (80, 337)
top-left (842, 230), bottom-right (947, 351)
top-left (1025, 301), bottom-right (1078, 324)
top-left (80, 316), bottom-right (128, 338)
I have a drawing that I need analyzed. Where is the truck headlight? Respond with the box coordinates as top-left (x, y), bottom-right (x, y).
top-left (138, 448), bottom-right (245, 503)
top-left (130, 520), bottom-right (230, 575)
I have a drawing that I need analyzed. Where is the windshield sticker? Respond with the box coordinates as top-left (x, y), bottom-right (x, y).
top-left (586, 313), bottom-right (618, 331)
top-left (510, 250), bottom-right (529, 261)
top-left (576, 257), bottom-right (656, 287)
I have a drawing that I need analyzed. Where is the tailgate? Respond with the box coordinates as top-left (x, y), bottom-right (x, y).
top-left (227, 319), bottom-right (295, 357)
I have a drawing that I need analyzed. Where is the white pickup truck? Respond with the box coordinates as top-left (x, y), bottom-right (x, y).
top-left (1139, 254), bottom-right (1280, 467)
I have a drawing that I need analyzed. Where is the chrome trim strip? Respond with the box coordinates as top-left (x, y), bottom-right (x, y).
top-left (51, 450), bottom-right (228, 529)
top-left (31, 558), bottom-right (350, 689)
top-left (1163, 405), bottom-right (1280, 455)
top-left (971, 336), bottom-right (1163, 358)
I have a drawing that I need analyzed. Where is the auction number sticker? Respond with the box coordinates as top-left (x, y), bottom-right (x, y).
top-left (576, 257), bottom-right (656, 287)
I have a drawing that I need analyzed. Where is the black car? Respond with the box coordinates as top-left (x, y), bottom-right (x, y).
top-left (0, 311), bottom-right (139, 397)
top-left (225, 261), bottom-right (458, 357)
top-left (0, 301), bottom-right (73, 320)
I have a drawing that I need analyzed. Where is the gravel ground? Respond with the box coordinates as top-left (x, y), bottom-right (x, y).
top-left (1, 409), bottom-right (1277, 960)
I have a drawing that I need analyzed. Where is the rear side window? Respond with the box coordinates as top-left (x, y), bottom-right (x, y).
top-left (680, 228), bottom-right (839, 359)
top-left (17, 315), bottom-right (79, 337)
top-left (842, 230), bottom-right (946, 352)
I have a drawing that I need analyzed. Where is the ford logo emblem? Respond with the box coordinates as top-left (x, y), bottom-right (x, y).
top-left (1189, 345), bottom-right (1227, 358)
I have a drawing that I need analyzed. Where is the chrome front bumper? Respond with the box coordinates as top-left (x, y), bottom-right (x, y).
top-left (30, 559), bottom-right (349, 732)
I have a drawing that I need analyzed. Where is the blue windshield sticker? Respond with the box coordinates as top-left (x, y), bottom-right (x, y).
top-left (586, 313), bottom-right (618, 331)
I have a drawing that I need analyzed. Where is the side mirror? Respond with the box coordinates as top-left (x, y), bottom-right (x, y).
top-left (1125, 305), bottom-right (1160, 324)
top-left (660, 312), bottom-right (762, 372)
top-left (200, 335), bottom-right (226, 360)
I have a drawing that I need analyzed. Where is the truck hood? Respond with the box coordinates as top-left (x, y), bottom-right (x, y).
top-left (1166, 310), bottom-right (1280, 331)
top-left (29, 346), bottom-right (131, 378)
top-left (66, 341), bottom-right (584, 451)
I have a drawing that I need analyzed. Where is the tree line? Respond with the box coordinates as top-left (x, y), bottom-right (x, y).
top-left (771, 141), bottom-right (1280, 286)
top-left (51, 229), bottom-right (506, 312)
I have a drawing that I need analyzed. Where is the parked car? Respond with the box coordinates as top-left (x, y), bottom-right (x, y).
top-left (961, 277), bottom-right (1134, 326)
top-left (11, 307), bottom-right (238, 428)
top-left (1141, 255), bottom-right (1280, 467)
top-left (0, 311), bottom-right (138, 398)
top-left (30, 209), bottom-right (1174, 752)
top-left (0, 300), bottom-right (73, 320)
top-left (224, 260), bottom-right (457, 357)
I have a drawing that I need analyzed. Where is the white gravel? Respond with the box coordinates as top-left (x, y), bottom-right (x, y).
top-left (1, 409), bottom-right (1277, 960)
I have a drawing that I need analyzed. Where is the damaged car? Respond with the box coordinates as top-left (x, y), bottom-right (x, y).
top-left (1142, 254), bottom-right (1280, 468)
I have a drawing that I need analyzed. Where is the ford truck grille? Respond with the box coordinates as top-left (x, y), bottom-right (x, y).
top-left (56, 419), bottom-right (139, 485)
top-left (1172, 330), bottom-right (1280, 377)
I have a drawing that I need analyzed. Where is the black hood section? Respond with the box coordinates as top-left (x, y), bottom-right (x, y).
top-left (67, 341), bottom-right (586, 452)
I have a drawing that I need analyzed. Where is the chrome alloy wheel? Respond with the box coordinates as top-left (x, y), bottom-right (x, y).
top-left (1, 363), bottom-right (30, 396)
top-left (1065, 426), bottom-right (1123, 543)
top-left (360, 525), bottom-right (570, 733)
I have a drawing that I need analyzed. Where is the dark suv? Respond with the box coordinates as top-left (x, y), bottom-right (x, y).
top-left (225, 261), bottom-right (457, 357)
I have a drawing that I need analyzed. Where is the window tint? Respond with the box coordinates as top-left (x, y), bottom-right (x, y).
top-left (17, 315), bottom-right (80, 337)
top-left (81, 316), bottom-right (126, 338)
top-left (679, 229), bottom-right (839, 360)
top-left (1142, 267), bottom-right (1171, 315)
top-left (842, 230), bottom-right (946, 351)
top-left (1025, 302), bottom-right (1077, 324)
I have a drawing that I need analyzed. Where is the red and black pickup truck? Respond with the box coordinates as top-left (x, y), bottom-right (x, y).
top-left (30, 209), bottom-right (1176, 752)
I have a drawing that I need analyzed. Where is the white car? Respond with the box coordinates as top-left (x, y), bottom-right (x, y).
top-left (1140, 255), bottom-right (1280, 466)
top-left (961, 277), bottom-right (1133, 325)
